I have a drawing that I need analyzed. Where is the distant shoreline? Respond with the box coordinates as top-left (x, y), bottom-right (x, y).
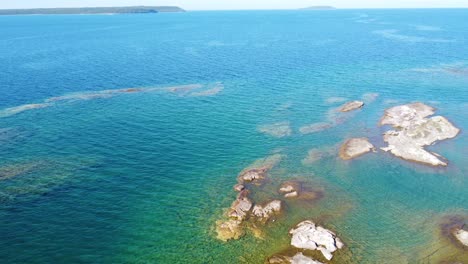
top-left (0, 6), bottom-right (185, 15)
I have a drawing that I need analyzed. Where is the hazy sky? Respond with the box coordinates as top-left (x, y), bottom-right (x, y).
top-left (1, 0), bottom-right (468, 10)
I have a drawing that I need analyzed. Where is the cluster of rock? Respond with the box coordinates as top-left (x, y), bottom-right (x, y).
top-left (380, 103), bottom-right (460, 166)
top-left (339, 137), bottom-right (375, 160)
top-left (216, 155), bottom-right (284, 241)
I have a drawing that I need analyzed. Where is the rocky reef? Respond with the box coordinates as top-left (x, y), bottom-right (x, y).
top-left (453, 228), bottom-right (468, 247)
top-left (339, 101), bottom-right (364, 112)
top-left (258, 122), bottom-right (292, 138)
top-left (215, 155), bottom-right (284, 241)
top-left (289, 220), bottom-right (344, 261)
top-left (380, 103), bottom-right (460, 166)
top-left (339, 138), bottom-right (375, 160)
top-left (299, 122), bottom-right (333, 135)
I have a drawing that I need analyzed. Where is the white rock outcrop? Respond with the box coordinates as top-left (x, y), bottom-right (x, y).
top-left (289, 220), bottom-right (344, 260)
top-left (453, 228), bottom-right (468, 247)
top-left (380, 103), bottom-right (460, 166)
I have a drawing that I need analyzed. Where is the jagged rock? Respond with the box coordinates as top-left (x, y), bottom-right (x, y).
top-left (453, 228), bottom-right (468, 247)
top-left (238, 167), bottom-right (268, 184)
top-left (380, 103), bottom-right (460, 166)
top-left (252, 200), bottom-right (282, 220)
top-left (228, 190), bottom-right (253, 220)
top-left (339, 137), bottom-right (375, 160)
top-left (339, 101), bottom-right (364, 112)
top-left (233, 184), bottom-right (245, 192)
top-left (215, 219), bottom-right (244, 241)
top-left (289, 220), bottom-right (344, 260)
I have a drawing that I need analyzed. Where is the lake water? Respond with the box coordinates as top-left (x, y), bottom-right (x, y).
top-left (0, 9), bottom-right (467, 263)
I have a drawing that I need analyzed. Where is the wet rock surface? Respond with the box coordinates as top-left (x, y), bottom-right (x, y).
top-left (252, 200), bottom-right (282, 221)
top-left (380, 103), bottom-right (460, 166)
top-left (267, 252), bottom-right (325, 264)
top-left (339, 138), bottom-right (375, 160)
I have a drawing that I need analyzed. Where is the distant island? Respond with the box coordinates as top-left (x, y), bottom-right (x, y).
top-left (0, 6), bottom-right (185, 15)
top-left (300, 6), bottom-right (336, 10)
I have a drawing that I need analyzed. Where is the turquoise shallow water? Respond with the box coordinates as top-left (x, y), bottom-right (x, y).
top-left (0, 9), bottom-right (467, 263)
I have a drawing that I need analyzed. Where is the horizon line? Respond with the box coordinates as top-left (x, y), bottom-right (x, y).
top-left (1, 6), bottom-right (468, 11)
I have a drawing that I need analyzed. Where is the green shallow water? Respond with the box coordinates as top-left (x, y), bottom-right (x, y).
top-left (0, 9), bottom-right (467, 264)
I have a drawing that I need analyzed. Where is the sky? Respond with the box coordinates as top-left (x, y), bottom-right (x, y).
top-left (1, 0), bottom-right (468, 10)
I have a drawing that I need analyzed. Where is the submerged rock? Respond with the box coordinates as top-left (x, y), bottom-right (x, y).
top-left (267, 253), bottom-right (324, 264)
top-left (215, 219), bottom-right (244, 241)
top-left (339, 101), bottom-right (364, 112)
top-left (339, 137), bottom-right (375, 160)
top-left (0, 103), bottom-right (51, 118)
top-left (258, 122), bottom-right (292, 138)
top-left (252, 200), bottom-right (282, 220)
top-left (279, 181), bottom-right (301, 198)
top-left (299, 122), bottom-right (333, 134)
top-left (380, 103), bottom-right (460, 166)
top-left (289, 220), bottom-right (344, 260)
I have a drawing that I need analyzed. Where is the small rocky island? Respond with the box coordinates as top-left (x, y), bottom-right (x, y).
top-left (0, 6), bottom-right (185, 15)
top-left (380, 103), bottom-right (460, 166)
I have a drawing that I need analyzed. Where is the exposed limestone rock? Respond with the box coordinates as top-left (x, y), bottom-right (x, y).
top-left (289, 220), bottom-right (344, 261)
top-left (339, 101), bottom-right (364, 112)
top-left (339, 137), bottom-right (375, 160)
top-left (380, 103), bottom-right (460, 166)
top-left (453, 228), bottom-right (468, 247)
top-left (252, 200), bottom-right (282, 220)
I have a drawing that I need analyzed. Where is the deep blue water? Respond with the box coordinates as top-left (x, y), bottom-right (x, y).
top-left (0, 9), bottom-right (467, 263)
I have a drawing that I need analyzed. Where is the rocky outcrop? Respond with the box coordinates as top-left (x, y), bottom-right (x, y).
top-left (238, 167), bottom-right (268, 184)
top-left (289, 220), bottom-right (344, 261)
top-left (227, 190), bottom-right (253, 220)
top-left (380, 103), bottom-right (460, 166)
top-left (339, 138), bottom-right (375, 160)
top-left (339, 101), bottom-right (364, 112)
top-left (453, 228), bottom-right (468, 247)
top-left (252, 200), bottom-right (282, 221)
top-left (216, 154), bottom-right (284, 241)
